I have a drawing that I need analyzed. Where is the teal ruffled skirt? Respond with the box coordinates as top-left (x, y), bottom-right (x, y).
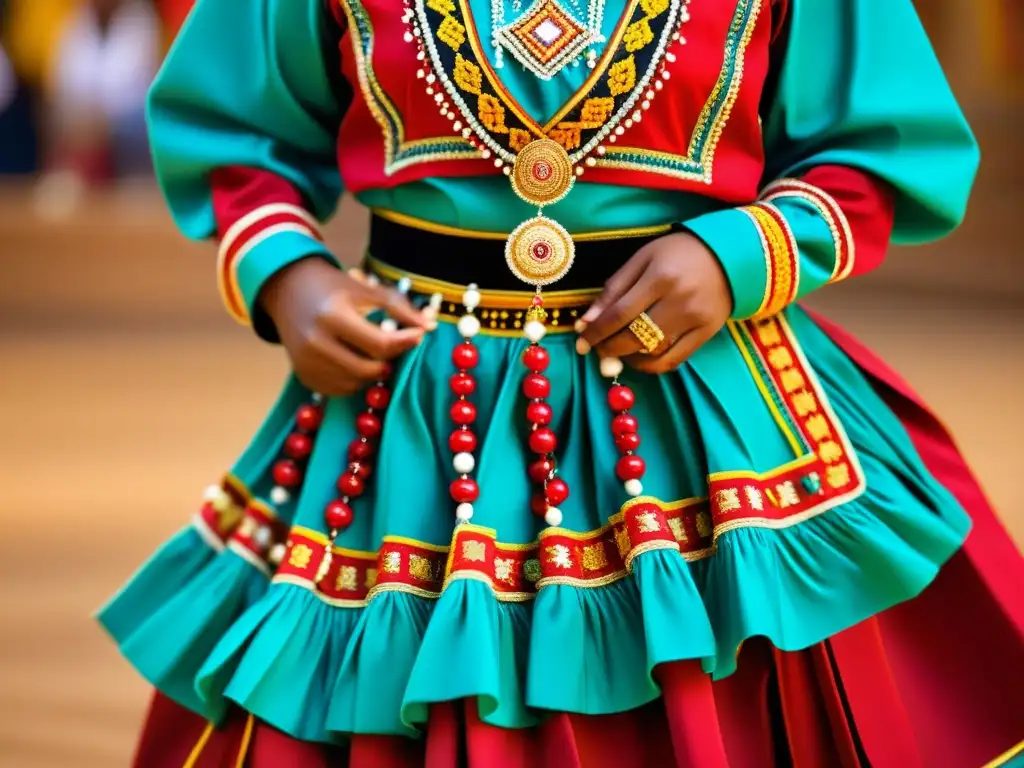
top-left (98, 301), bottom-right (969, 745)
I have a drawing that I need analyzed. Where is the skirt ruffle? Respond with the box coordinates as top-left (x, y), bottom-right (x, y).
top-left (98, 306), bottom-right (1021, 766)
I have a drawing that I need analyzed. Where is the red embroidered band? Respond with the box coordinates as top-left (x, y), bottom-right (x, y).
top-left (761, 178), bottom-right (855, 282)
top-left (216, 204), bottom-right (323, 325)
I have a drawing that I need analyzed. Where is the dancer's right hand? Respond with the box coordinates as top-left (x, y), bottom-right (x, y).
top-left (259, 257), bottom-right (433, 396)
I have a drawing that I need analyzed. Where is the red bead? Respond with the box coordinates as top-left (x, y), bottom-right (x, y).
top-left (324, 499), bottom-right (354, 530)
top-left (522, 373), bottom-right (551, 399)
top-left (366, 386), bottom-right (391, 410)
top-left (450, 372), bottom-right (476, 396)
top-left (528, 458), bottom-right (554, 483)
top-left (349, 439), bottom-right (374, 461)
top-left (545, 478), bottom-right (570, 506)
top-left (531, 295), bottom-right (544, 306)
top-left (351, 462), bottom-right (372, 479)
top-left (273, 460), bottom-right (302, 488)
top-left (450, 478), bottom-right (480, 503)
top-left (379, 362), bottom-right (394, 380)
top-left (522, 345), bottom-right (550, 372)
top-left (530, 493), bottom-right (549, 516)
top-left (529, 427), bottom-right (557, 454)
top-left (526, 401), bottom-right (553, 426)
top-left (616, 455), bottom-right (646, 481)
top-left (284, 433), bottom-right (313, 460)
top-left (608, 385), bottom-right (636, 412)
top-left (452, 342), bottom-right (480, 369)
top-left (295, 405), bottom-right (323, 432)
top-left (355, 412), bottom-right (382, 438)
top-left (615, 432), bottom-right (641, 452)
top-left (451, 401), bottom-right (477, 425)
top-left (337, 472), bottom-right (365, 497)
top-left (612, 413), bottom-right (638, 435)
top-left (449, 428), bottom-right (477, 453)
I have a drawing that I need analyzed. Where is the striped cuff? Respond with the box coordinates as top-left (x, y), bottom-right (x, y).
top-left (684, 205), bottom-right (798, 320)
top-left (761, 178), bottom-right (855, 282)
top-left (217, 204), bottom-right (334, 326)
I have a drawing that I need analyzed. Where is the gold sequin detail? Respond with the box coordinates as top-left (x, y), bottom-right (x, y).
top-left (715, 488), bottom-right (741, 513)
top-left (364, 568), bottom-right (378, 589)
top-left (667, 518), bottom-right (687, 543)
top-left (505, 215), bottom-right (575, 287)
top-left (695, 511), bottom-right (713, 538)
top-left (636, 511), bottom-right (661, 533)
top-left (336, 565), bottom-right (358, 592)
top-left (462, 540), bottom-right (487, 562)
top-left (581, 544), bottom-right (609, 571)
top-left (383, 551), bottom-right (402, 573)
top-left (511, 139), bottom-right (574, 206)
top-left (288, 544), bottom-right (313, 569)
top-left (546, 544), bottom-right (574, 569)
top-left (408, 554), bottom-right (433, 581)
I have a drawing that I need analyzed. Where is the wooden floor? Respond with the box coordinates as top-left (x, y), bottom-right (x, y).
top-left (1, 188), bottom-right (1023, 766)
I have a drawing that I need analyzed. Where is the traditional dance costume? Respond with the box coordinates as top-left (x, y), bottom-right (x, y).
top-left (99, 0), bottom-right (1024, 765)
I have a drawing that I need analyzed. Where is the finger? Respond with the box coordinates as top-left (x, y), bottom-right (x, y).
top-left (594, 299), bottom-right (690, 360)
top-left (626, 324), bottom-right (717, 375)
top-left (580, 268), bottom-right (661, 351)
top-left (311, 332), bottom-right (393, 383)
top-left (579, 247), bottom-right (652, 325)
top-left (374, 285), bottom-right (433, 329)
top-left (320, 307), bottom-right (424, 360)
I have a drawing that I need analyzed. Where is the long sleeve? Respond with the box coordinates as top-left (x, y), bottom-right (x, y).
top-left (147, 0), bottom-right (350, 334)
top-left (684, 0), bottom-right (980, 319)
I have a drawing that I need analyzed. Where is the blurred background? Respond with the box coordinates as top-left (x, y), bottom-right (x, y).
top-left (0, 1), bottom-right (1021, 766)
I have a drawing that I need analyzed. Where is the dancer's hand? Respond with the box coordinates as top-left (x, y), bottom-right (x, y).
top-left (576, 233), bottom-right (732, 374)
top-left (259, 258), bottom-right (433, 396)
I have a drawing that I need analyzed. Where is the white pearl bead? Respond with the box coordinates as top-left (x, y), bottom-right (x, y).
top-left (380, 318), bottom-right (399, 333)
top-left (270, 486), bottom-right (290, 506)
top-left (524, 320), bottom-right (547, 343)
top-left (426, 73), bottom-right (436, 84)
top-left (481, 149), bottom-right (491, 159)
top-left (456, 503), bottom-right (474, 522)
top-left (453, 121), bottom-right (462, 131)
top-left (544, 506), bottom-right (563, 527)
top-left (624, 479), bottom-right (644, 497)
top-left (457, 314), bottom-right (481, 338)
top-left (253, 526), bottom-right (272, 548)
top-left (268, 543), bottom-right (286, 565)
top-left (417, 69), bottom-right (425, 79)
top-left (666, 52), bottom-right (677, 63)
top-left (434, 93), bottom-right (443, 104)
top-left (504, 166), bottom-right (513, 176)
top-left (585, 157), bottom-right (596, 167)
top-left (462, 288), bottom-right (481, 310)
top-left (397, 276), bottom-right (412, 294)
top-left (403, 31), bottom-right (413, 43)
top-left (597, 145), bottom-right (606, 155)
top-left (599, 356), bottom-right (624, 378)
top-left (203, 484), bottom-right (224, 502)
top-left (453, 452), bottom-right (476, 474)
top-left (311, 392), bottom-right (324, 404)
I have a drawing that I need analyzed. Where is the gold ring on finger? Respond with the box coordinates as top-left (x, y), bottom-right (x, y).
top-left (629, 312), bottom-right (665, 355)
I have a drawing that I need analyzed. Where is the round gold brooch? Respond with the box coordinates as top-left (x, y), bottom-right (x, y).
top-left (511, 138), bottom-right (575, 207)
top-left (505, 215), bottom-right (575, 287)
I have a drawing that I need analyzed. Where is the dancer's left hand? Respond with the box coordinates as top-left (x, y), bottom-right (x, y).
top-left (577, 232), bottom-right (733, 374)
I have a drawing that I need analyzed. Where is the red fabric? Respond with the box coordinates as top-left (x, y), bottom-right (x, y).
top-left (798, 166), bottom-right (896, 278)
top-left (209, 166), bottom-right (312, 241)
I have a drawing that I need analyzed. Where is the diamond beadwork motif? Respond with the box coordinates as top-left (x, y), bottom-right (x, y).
top-left (495, 0), bottom-right (593, 80)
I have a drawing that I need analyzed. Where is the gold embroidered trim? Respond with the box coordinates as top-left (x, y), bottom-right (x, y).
top-left (740, 202), bottom-right (800, 317)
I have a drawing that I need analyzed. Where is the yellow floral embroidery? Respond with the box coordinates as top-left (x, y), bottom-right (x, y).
top-left (791, 392), bottom-right (819, 417)
top-left (437, 15), bottom-right (466, 50)
top-left (636, 511), bottom-right (661, 533)
top-left (580, 97), bottom-right (614, 125)
top-left (453, 54), bottom-right (482, 95)
top-left (427, 0), bottom-right (455, 13)
top-left (478, 94), bottom-right (509, 134)
top-left (523, 558), bottom-right (542, 582)
top-left (667, 518), bottom-right (688, 543)
top-left (494, 557), bottom-right (515, 584)
top-left (804, 414), bottom-right (832, 442)
top-left (818, 440), bottom-right (845, 464)
top-left (756, 322), bottom-right (782, 346)
top-left (383, 551), bottom-right (402, 573)
top-left (335, 565), bottom-right (358, 592)
top-left (779, 369), bottom-right (806, 393)
top-left (640, 0), bottom-right (669, 17)
top-left (775, 481), bottom-right (800, 508)
top-left (365, 568), bottom-right (378, 589)
top-left (615, 527), bottom-right (631, 558)
top-left (826, 463), bottom-right (851, 489)
top-left (745, 486), bottom-right (764, 510)
top-left (715, 488), bottom-right (742, 513)
top-left (695, 511), bottom-right (713, 538)
top-left (408, 554), bottom-right (433, 581)
top-left (546, 544), bottom-right (574, 569)
top-left (581, 544), bottom-right (609, 571)
top-left (509, 128), bottom-right (532, 151)
top-left (607, 57), bottom-right (637, 97)
top-left (767, 347), bottom-right (794, 371)
top-left (623, 18), bottom-right (654, 52)
top-left (548, 125), bottom-right (581, 151)
top-left (462, 540), bottom-right (487, 562)
top-left (288, 544), bottom-right (313, 569)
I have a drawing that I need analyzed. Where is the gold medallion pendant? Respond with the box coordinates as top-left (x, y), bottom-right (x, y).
top-left (505, 214), bottom-right (575, 286)
top-left (511, 138), bottom-right (575, 207)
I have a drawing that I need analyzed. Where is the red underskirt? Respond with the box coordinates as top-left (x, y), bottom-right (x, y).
top-left (132, 317), bottom-right (1024, 768)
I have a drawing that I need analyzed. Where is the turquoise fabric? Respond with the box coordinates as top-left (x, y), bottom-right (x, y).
top-left (100, 306), bottom-right (970, 741)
